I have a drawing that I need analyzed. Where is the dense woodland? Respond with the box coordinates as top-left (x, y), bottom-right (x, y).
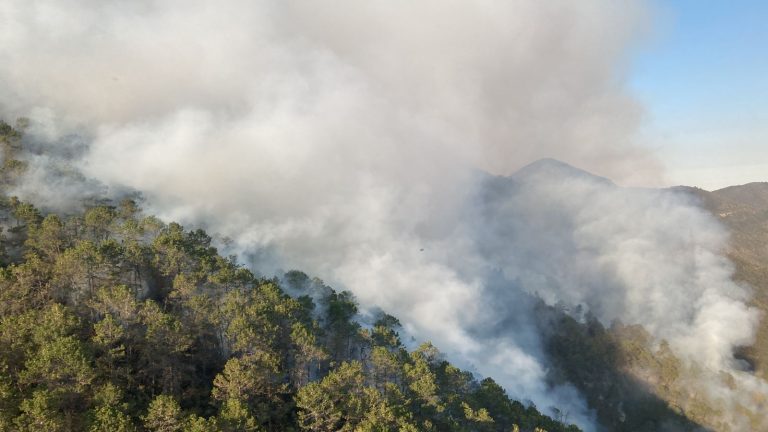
top-left (0, 120), bottom-right (580, 431)
top-left (4, 117), bottom-right (768, 432)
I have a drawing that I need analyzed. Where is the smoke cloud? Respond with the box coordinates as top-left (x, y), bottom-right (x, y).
top-left (473, 160), bottom-right (760, 368)
top-left (2, 1), bottom-right (764, 430)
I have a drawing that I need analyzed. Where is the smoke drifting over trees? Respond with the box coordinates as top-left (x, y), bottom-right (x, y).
top-left (1, 1), bottom-right (766, 431)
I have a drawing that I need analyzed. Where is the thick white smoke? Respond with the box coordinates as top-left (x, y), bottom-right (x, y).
top-left (2, 1), bottom-right (763, 430)
top-left (473, 160), bottom-right (760, 369)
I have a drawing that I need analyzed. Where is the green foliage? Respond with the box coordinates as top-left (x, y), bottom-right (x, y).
top-left (184, 414), bottom-right (221, 432)
top-left (11, 199), bottom-right (42, 229)
top-left (541, 305), bottom-right (713, 432)
top-left (0, 120), bottom-right (27, 185)
top-left (88, 405), bottom-right (137, 432)
top-left (26, 214), bottom-right (67, 261)
top-left (88, 385), bottom-right (137, 432)
top-left (295, 361), bottom-right (366, 431)
top-left (217, 398), bottom-right (261, 432)
top-left (14, 389), bottom-right (68, 432)
top-left (0, 156), bottom-right (579, 432)
top-left (404, 344), bottom-right (441, 410)
top-left (0, 363), bottom-right (17, 430)
top-left (84, 206), bottom-right (117, 241)
top-left (144, 395), bottom-right (184, 432)
top-left (20, 335), bottom-right (94, 392)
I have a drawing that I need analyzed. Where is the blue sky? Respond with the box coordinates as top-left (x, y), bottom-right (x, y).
top-left (630, 0), bottom-right (768, 189)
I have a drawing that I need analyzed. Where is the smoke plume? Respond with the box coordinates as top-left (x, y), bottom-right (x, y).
top-left (2, 1), bottom-right (764, 430)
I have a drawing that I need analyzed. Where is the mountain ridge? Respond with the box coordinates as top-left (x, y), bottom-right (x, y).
top-left (511, 158), bottom-right (616, 186)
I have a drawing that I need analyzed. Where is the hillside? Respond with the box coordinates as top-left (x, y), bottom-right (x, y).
top-left (0, 121), bottom-right (580, 431)
top-left (473, 162), bottom-right (768, 432)
top-left (3, 116), bottom-right (768, 432)
top-left (675, 183), bottom-right (768, 377)
top-left (684, 183), bottom-right (768, 302)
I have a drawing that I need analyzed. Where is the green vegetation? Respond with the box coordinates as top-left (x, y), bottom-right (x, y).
top-left (0, 120), bottom-right (578, 431)
top-left (539, 304), bottom-right (768, 431)
top-left (677, 184), bottom-right (768, 380)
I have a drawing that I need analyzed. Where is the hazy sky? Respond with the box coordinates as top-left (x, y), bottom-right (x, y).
top-left (632, 0), bottom-right (768, 190)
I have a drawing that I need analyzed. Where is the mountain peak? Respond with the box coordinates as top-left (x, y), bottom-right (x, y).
top-left (511, 158), bottom-right (614, 186)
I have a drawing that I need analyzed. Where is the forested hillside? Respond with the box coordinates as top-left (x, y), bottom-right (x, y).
top-left (0, 120), bottom-right (579, 431)
top-left (4, 114), bottom-right (768, 432)
top-left (676, 184), bottom-right (768, 379)
top-left (533, 182), bottom-right (768, 432)
top-left (472, 164), bottom-right (768, 432)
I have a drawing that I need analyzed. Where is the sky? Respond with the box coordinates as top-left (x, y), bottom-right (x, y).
top-left (631, 0), bottom-right (768, 190)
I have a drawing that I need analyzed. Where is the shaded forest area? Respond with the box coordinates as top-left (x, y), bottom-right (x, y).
top-left (0, 120), bottom-right (579, 431)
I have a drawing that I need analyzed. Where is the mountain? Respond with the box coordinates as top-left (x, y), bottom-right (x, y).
top-left (675, 182), bottom-right (768, 299)
top-left (474, 160), bottom-right (768, 431)
top-left (0, 121), bottom-right (582, 432)
top-left (4, 109), bottom-right (768, 432)
top-left (511, 158), bottom-right (615, 186)
top-left (675, 182), bottom-right (768, 376)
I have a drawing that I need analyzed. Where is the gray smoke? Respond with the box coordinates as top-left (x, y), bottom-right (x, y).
top-left (2, 1), bottom-right (764, 430)
top-left (473, 160), bottom-right (759, 369)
